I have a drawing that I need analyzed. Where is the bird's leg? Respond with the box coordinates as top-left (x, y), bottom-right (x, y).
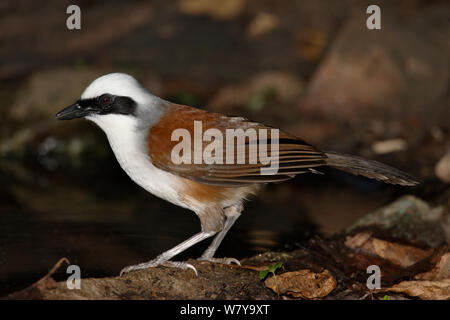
top-left (120, 230), bottom-right (216, 276)
top-left (199, 203), bottom-right (243, 265)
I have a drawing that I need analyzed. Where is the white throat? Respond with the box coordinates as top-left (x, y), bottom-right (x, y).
top-left (86, 114), bottom-right (188, 209)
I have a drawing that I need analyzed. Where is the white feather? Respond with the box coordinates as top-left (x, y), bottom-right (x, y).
top-left (86, 113), bottom-right (192, 210)
top-left (81, 73), bottom-right (194, 210)
top-left (81, 73), bottom-right (153, 106)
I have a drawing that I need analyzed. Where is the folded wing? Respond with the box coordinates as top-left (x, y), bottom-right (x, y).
top-left (148, 104), bottom-right (326, 187)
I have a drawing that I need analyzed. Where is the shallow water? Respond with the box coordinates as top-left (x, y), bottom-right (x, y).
top-left (0, 152), bottom-right (404, 296)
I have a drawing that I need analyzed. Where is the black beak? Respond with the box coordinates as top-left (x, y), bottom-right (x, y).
top-left (56, 103), bottom-right (86, 120)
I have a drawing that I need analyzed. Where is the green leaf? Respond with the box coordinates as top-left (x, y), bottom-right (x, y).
top-left (259, 270), bottom-right (269, 280)
top-left (259, 262), bottom-right (283, 280)
top-left (268, 262), bottom-right (282, 273)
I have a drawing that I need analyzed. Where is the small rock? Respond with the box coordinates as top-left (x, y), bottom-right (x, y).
top-left (372, 139), bottom-right (407, 155)
top-left (247, 13), bottom-right (279, 38)
top-left (347, 195), bottom-right (447, 248)
top-left (9, 68), bottom-right (104, 121)
top-left (177, 0), bottom-right (246, 20)
top-left (300, 11), bottom-right (448, 124)
top-left (209, 71), bottom-right (303, 111)
top-left (435, 150), bottom-right (450, 183)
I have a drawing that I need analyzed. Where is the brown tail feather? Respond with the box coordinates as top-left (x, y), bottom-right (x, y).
top-left (325, 151), bottom-right (419, 186)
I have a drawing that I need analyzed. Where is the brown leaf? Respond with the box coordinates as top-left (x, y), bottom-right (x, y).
top-left (345, 232), bottom-right (373, 249)
top-left (238, 264), bottom-right (270, 272)
top-left (34, 257), bottom-right (70, 291)
top-left (345, 232), bottom-right (433, 268)
top-left (384, 279), bottom-right (450, 300)
top-left (415, 252), bottom-right (450, 281)
top-left (264, 269), bottom-right (336, 299)
top-left (371, 238), bottom-right (433, 268)
top-left (6, 257), bottom-right (70, 299)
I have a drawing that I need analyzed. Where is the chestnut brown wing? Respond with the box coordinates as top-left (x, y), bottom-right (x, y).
top-left (148, 104), bottom-right (326, 187)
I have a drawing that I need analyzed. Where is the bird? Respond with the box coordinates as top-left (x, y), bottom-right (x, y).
top-left (56, 73), bottom-right (419, 276)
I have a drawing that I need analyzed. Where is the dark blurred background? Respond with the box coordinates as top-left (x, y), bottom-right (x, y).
top-left (0, 0), bottom-right (449, 295)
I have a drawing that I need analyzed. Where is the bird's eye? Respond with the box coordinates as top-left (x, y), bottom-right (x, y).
top-left (99, 95), bottom-right (112, 106)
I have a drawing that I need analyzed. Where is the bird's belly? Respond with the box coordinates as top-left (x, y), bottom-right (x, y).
top-left (174, 177), bottom-right (261, 210)
top-left (125, 161), bottom-right (191, 210)
top-left (108, 144), bottom-right (191, 211)
top-left (113, 148), bottom-right (259, 212)
top-left (105, 127), bottom-right (259, 212)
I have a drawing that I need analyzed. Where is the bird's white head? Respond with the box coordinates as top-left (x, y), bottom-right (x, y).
top-left (81, 73), bottom-right (150, 105)
top-left (56, 73), bottom-right (165, 133)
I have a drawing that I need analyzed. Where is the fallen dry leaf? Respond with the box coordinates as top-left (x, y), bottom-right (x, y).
top-left (415, 252), bottom-right (450, 281)
top-left (371, 238), bottom-right (433, 268)
top-left (264, 269), bottom-right (336, 299)
top-left (345, 231), bottom-right (373, 249)
top-left (6, 257), bottom-right (70, 299)
top-left (345, 232), bottom-right (433, 268)
top-left (237, 264), bottom-right (270, 272)
top-left (34, 257), bottom-right (70, 291)
top-left (384, 279), bottom-right (450, 300)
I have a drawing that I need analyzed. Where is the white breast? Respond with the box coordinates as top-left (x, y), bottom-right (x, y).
top-left (86, 114), bottom-right (191, 210)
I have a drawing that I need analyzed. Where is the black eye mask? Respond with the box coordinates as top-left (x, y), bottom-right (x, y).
top-left (107, 96), bottom-right (136, 116)
top-left (56, 94), bottom-right (136, 120)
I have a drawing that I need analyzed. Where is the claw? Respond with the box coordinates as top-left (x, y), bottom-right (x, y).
top-left (162, 261), bottom-right (198, 277)
top-left (198, 257), bottom-right (241, 266)
top-left (225, 257), bottom-right (241, 266)
top-left (120, 260), bottom-right (198, 276)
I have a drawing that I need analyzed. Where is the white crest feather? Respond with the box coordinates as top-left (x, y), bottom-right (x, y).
top-left (81, 73), bottom-right (152, 105)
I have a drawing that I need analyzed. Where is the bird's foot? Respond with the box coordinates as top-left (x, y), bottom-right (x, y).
top-left (120, 259), bottom-right (198, 276)
top-left (198, 256), bottom-right (241, 266)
